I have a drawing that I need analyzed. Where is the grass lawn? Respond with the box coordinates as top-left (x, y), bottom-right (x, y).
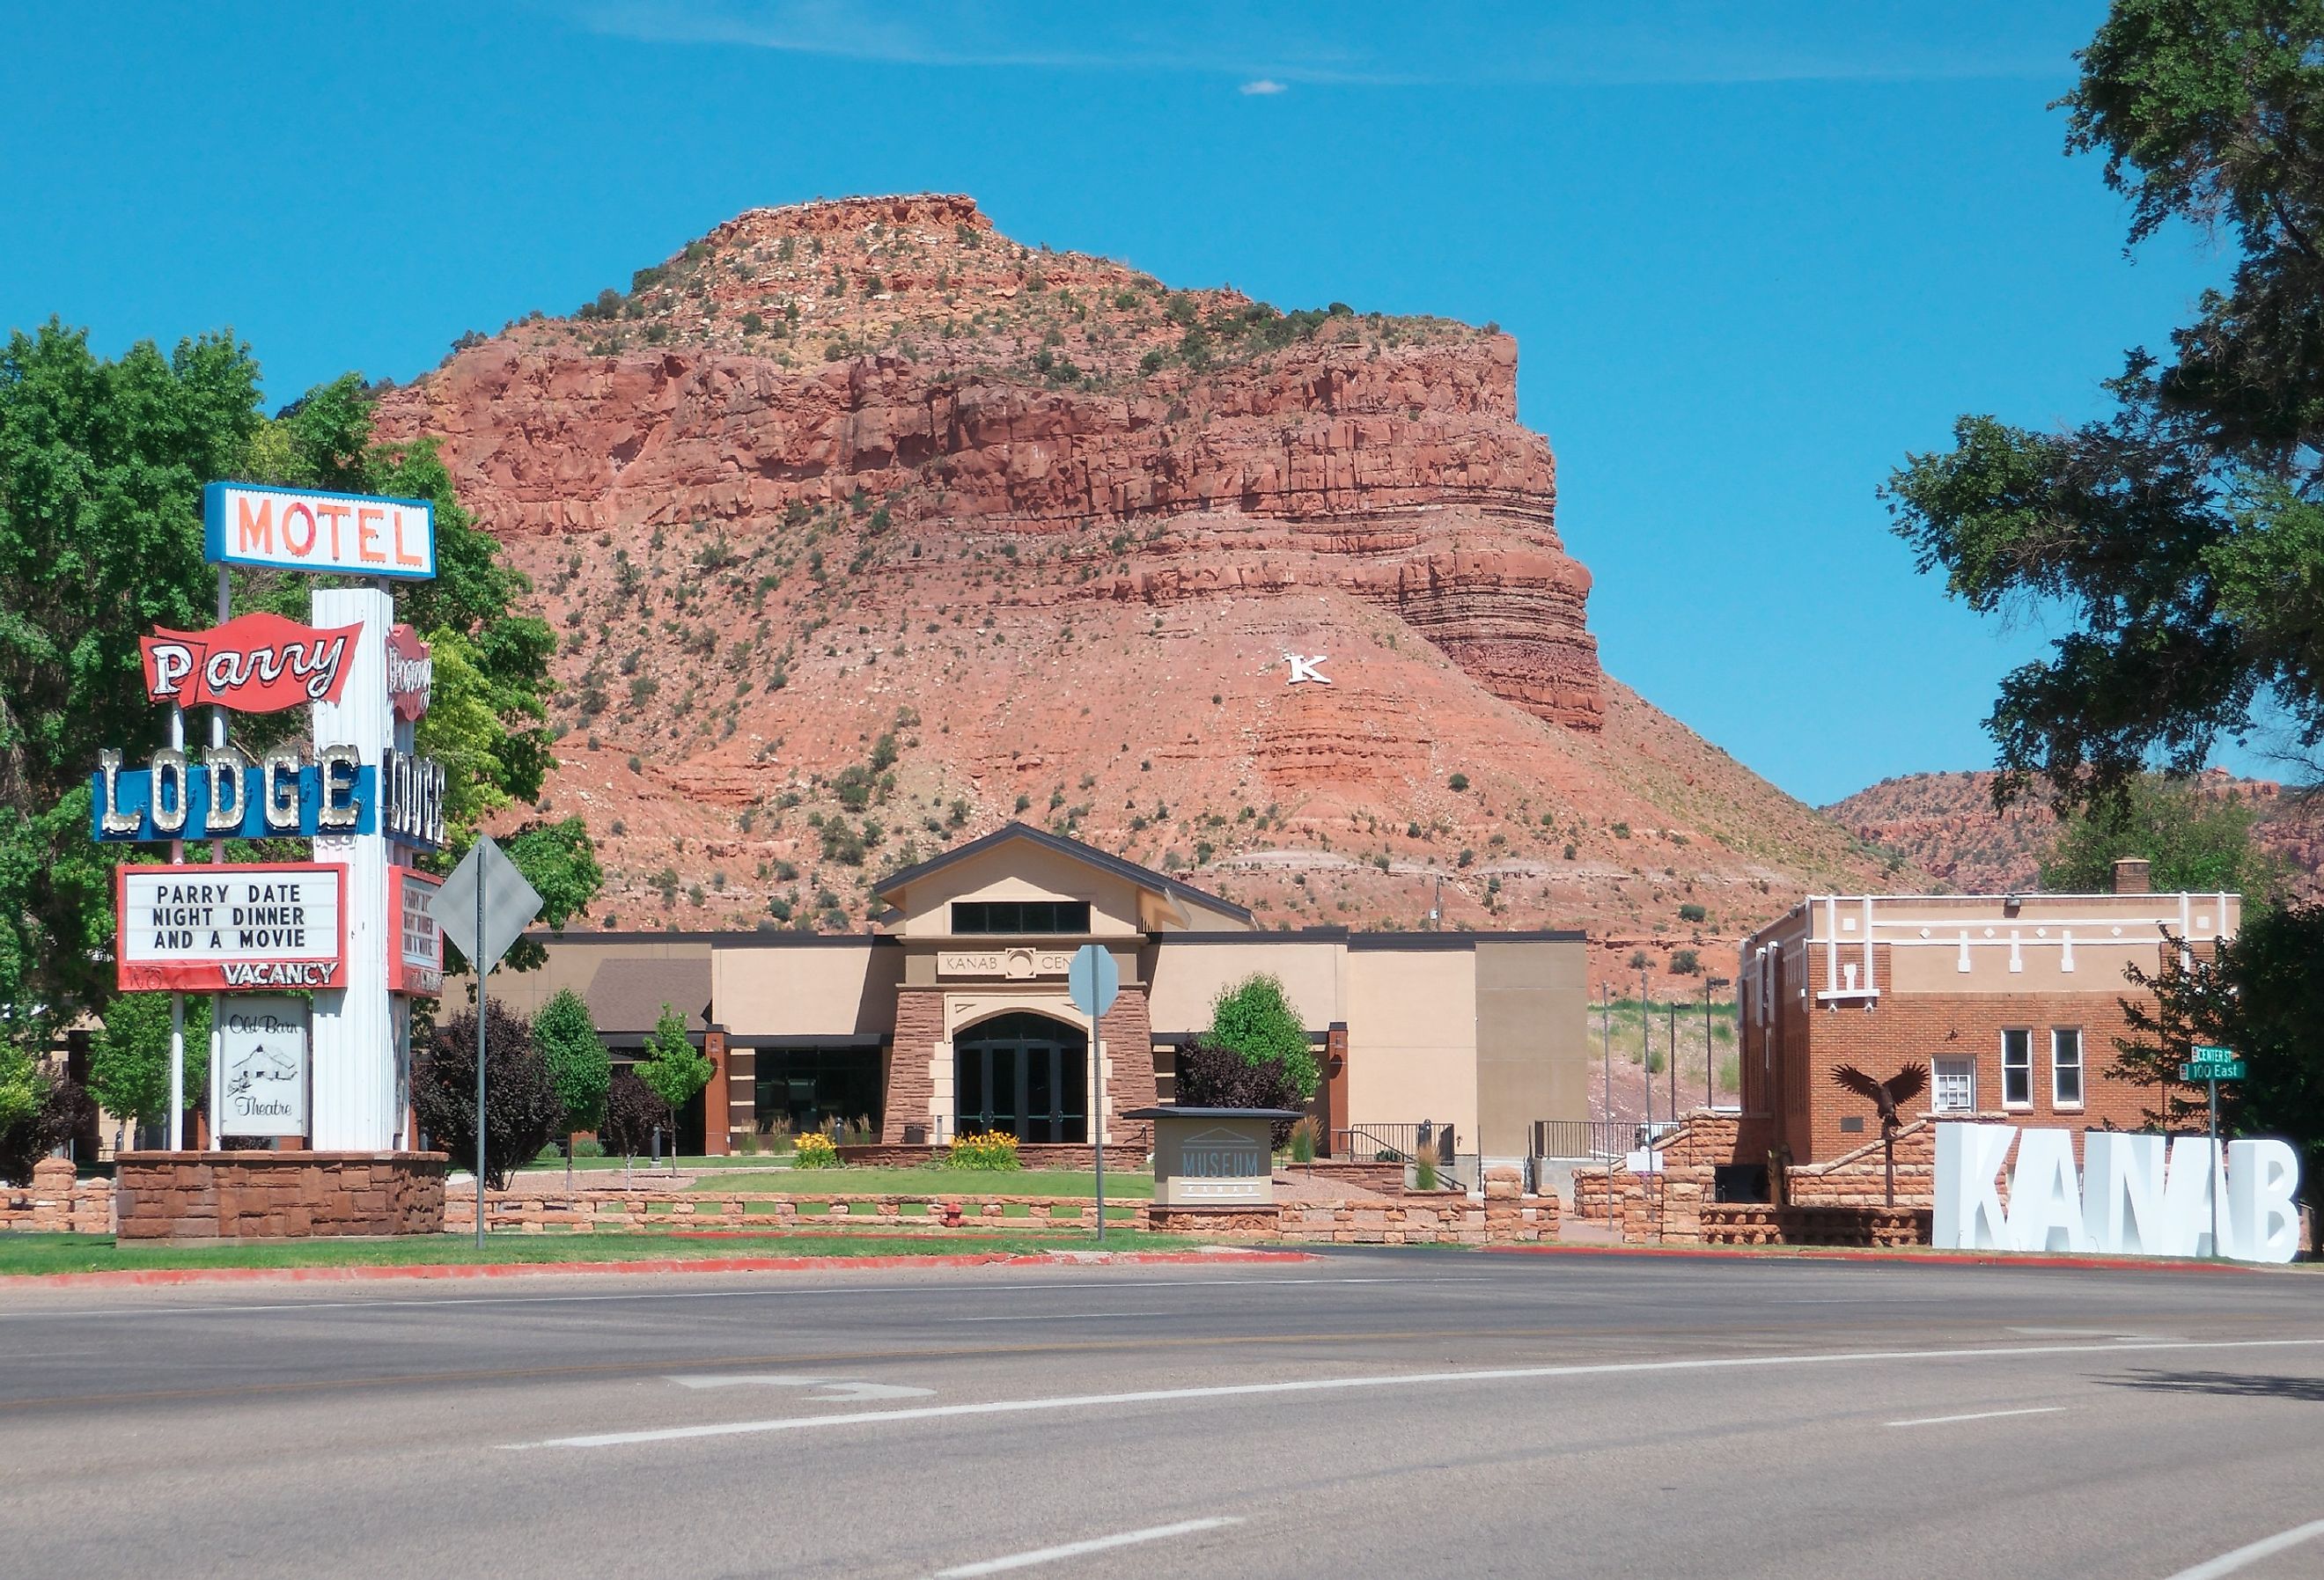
top-left (511, 1155), bottom-right (759, 1173)
top-left (0, 1228), bottom-right (1188, 1277)
top-left (687, 1166), bottom-right (1155, 1199)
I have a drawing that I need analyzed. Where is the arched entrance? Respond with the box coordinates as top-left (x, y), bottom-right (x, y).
top-left (954, 1012), bottom-right (1086, 1143)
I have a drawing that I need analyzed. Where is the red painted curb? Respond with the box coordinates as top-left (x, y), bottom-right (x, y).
top-left (4, 1247), bottom-right (1320, 1290)
top-left (1482, 1242), bottom-right (2298, 1275)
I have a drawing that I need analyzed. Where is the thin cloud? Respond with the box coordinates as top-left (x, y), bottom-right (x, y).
top-left (572, 1), bottom-right (2092, 87)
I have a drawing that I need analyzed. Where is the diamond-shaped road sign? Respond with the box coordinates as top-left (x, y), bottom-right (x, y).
top-left (1069, 943), bottom-right (1119, 1019)
top-left (434, 835), bottom-right (542, 973)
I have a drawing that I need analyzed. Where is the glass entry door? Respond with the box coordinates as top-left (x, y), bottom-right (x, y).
top-left (954, 1013), bottom-right (1086, 1143)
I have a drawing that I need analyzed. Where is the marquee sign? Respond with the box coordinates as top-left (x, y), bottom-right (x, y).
top-left (114, 862), bottom-right (347, 991)
top-left (203, 482), bottom-right (436, 580)
top-left (140, 612), bottom-right (361, 712)
top-left (1933, 1121), bottom-right (2301, 1264)
top-left (216, 996), bottom-right (310, 1138)
top-left (92, 746), bottom-right (374, 841)
top-left (388, 866), bottom-right (444, 996)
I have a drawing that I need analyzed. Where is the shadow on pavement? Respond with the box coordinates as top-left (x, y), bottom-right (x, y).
top-left (2101, 1369), bottom-right (2324, 1403)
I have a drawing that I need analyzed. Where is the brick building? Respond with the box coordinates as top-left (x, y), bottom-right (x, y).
top-left (1735, 859), bottom-right (2239, 1176)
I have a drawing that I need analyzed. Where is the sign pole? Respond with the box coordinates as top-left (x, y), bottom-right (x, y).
top-left (209, 565), bottom-right (228, 1146)
top-left (2209, 1073), bottom-right (2221, 1260)
top-left (475, 862), bottom-right (488, 1251)
top-left (1092, 996), bottom-right (1105, 1246)
top-left (166, 700), bottom-right (185, 1152)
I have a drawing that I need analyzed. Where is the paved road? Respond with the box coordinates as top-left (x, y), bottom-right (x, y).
top-left (1, 1249), bottom-right (2320, 1579)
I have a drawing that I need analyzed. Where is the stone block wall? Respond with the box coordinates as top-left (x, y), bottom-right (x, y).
top-left (114, 1152), bottom-right (447, 1239)
top-left (0, 1157), bottom-right (114, 1233)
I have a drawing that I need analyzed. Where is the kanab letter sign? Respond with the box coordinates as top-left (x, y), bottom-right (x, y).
top-left (115, 863), bottom-right (346, 990)
top-left (1932, 1121), bottom-right (2301, 1264)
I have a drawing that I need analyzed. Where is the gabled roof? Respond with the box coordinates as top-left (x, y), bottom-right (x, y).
top-left (872, 822), bottom-right (1254, 926)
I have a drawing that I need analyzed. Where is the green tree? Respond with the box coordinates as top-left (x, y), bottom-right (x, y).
top-left (2038, 775), bottom-right (2284, 900)
top-left (1886, 2), bottom-right (2324, 811)
top-left (85, 992), bottom-right (210, 1136)
top-left (1206, 974), bottom-right (1319, 1099)
top-left (636, 1001), bottom-right (713, 1135)
top-left (2114, 902), bottom-right (2324, 1249)
top-left (0, 326), bottom-right (598, 1058)
top-left (533, 987), bottom-right (610, 1136)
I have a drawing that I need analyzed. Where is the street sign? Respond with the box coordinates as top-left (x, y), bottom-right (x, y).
top-left (435, 835), bottom-right (541, 971)
top-left (2182, 1056), bottom-right (2247, 1082)
top-left (1067, 943), bottom-right (1122, 1245)
top-left (1068, 944), bottom-right (1119, 1019)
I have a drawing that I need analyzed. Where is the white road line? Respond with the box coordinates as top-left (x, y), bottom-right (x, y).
top-left (949, 1312), bottom-right (1148, 1323)
top-left (932, 1518), bottom-right (1241, 1576)
top-left (1885, 1406), bottom-right (2065, 1428)
top-left (2163, 1518), bottom-right (2324, 1580)
top-left (506, 1334), bottom-right (2324, 1450)
top-left (0, 1275), bottom-right (1443, 1322)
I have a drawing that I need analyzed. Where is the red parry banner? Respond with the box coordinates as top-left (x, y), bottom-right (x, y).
top-left (386, 623), bottom-right (433, 722)
top-left (140, 611), bottom-right (362, 712)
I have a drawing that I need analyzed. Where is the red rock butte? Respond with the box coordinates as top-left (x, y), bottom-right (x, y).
top-left (373, 194), bottom-right (1907, 987)
top-left (379, 193), bottom-right (1600, 732)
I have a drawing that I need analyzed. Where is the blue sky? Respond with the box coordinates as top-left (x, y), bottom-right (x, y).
top-left (0, 3), bottom-right (2261, 805)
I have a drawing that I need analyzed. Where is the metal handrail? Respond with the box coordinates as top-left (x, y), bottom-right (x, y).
top-left (1332, 1121), bottom-right (1466, 1189)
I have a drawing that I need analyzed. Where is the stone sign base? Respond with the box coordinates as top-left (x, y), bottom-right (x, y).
top-left (114, 1151), bottom-right (448, 1240)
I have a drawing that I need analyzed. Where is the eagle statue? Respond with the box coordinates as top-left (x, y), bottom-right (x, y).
top-left (1829, 1061), bottom-right (1929, 1206)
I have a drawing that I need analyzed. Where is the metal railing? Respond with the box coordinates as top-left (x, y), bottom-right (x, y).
top-left (1532, 1119), bottom-right (1683, 1160)
top-left (1334, 1121), bottom-right (1464, 1188)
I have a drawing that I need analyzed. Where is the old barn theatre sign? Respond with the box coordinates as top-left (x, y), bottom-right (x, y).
top-left (92, 746), bottom-right (374, 841)
top-left (204, 481), bottom-right (436, 579)
top-left (217, 996), bottom-right (310, 1138)
top-left (1933, 1121), bottom-right (2302, 1264)
top-left (140, 612), bottom-right (360, 712)
top-left (115, 862), bottom-right (346, 990)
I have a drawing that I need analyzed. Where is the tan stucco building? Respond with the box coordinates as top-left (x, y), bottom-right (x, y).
top-left (493, 825), bottom-right (1590, 1162)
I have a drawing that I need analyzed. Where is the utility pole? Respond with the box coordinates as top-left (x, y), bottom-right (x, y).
top-left (1600, 982), bottom-right (1611, 1143)
top-left (1704, 976), bottom-right (1731, 1111)
top-left (1667, 996), bottom-right (1677, 1122)
top-left (1640, 970), bottom-right (1651, 1133)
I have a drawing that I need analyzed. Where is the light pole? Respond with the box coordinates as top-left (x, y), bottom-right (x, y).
top-left (1704, 976), bottom-right (1731, 1110)
top-left (1639, 970), bottom-right (1651, 1135)
top-left (1600, 983), bottom-right (1611, 1144)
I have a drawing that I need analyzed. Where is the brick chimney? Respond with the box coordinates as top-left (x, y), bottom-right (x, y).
top-left (2112, 856), bottom-right (2151, 894)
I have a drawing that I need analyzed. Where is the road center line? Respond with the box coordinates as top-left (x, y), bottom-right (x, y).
top-left (2163, 1517), bottom-right (2324, 1580)
top-left (1885, 1406), bottom-right (2065, 1428)
top-left (948, 1312), bottom-right (1147, 1322)
top-left (506, 1334), bottom-right (2324, 1451)
top-left (932, 1518), bottom-right (1241, 1576)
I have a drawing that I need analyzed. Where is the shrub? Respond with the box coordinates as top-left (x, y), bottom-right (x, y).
top-left (1206, 974), bottom-right (1319, 1099)
top-left (1671, 949), bottom-right (1701, 976)
top-left (1448, 773), bottom-right (1469, 791)
top-left (601, 1069), bottom-right (662, 1159)
top-left (1287, 1115), bottom-right (1319, 1165)
top-left (1413, 1154), bottom-right (1439, 1191)
top-left (792, 1131), bottom-right (841, 1170)
top-left (947, 1130), bottom-right (1022, 1171)
top-left (1678, 902), bottom-right (1708, 923)
top-left (570, 1137), bottom-right (606, 1158)
top-left (415, 1002), bottom-right (565, 1188)
top-left (1175, 1040), bottom-right (1303, 1146)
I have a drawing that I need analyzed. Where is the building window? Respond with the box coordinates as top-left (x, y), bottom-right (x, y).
top-left (951, 900), bottom-right (1092, 935)
top-left (1934, 1057), bottom-right (1975, 1113)
top-left (2052, 1027), bottom-right (2085, 1107)
top-left (2001, 1029), bottom-right (2032, 1108)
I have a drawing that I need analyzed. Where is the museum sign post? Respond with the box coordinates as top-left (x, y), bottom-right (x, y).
top-left (99, 482), bottom-right (452, 1237)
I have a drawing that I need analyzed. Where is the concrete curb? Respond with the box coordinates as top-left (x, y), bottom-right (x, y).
top-left (4, 1246), bottom-right (1321, 1290)
top-left (1483, 1242), bottom-right (2305, 1275)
